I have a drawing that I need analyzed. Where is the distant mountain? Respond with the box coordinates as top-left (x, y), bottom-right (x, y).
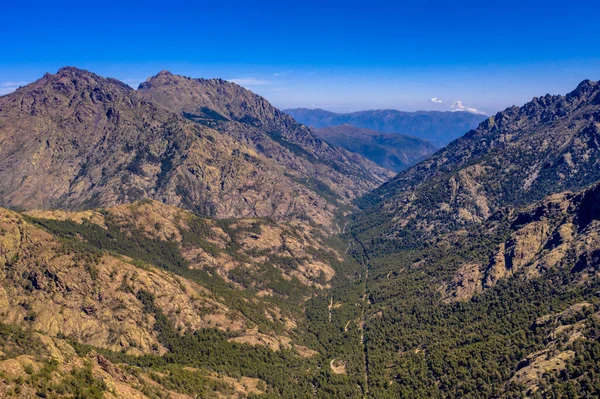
top-left (313, 125), bottom-right (436, 172)
top-left (284, 108), bottom-right (486, 147)
top-left (0, 67), bottom-right (391, 230)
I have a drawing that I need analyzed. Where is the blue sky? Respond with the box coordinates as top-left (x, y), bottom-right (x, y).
top-left (1, 0), bottom-right (599, 114)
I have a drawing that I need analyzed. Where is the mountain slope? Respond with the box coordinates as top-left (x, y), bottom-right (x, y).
top-left (0, 67), bottom-right (391, 231)
top-left (355, 79), bottom-right (600, 246)
top-left (137, 71), bottom-right (393, 200)
top-left (0, 200), bottom-right (368, 397)
top-left (351, 181), bottom-right (600, 398)
top-left (345, 80), bottom-right (600, 398)
top-left (439, 181), bottom-right (600, 303)
top-left (284, 108), bottom-right (486, 147)
top-left (313, 124), bottom-right (436, 172)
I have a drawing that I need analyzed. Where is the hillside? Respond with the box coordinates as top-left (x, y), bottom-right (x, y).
top-left (0, 200), bottom-right (369, 397)
top-left (313, 125), bottom-right (436, 172)
top-left (1, 68), bottom-right (600, 398)
top-left (346, 80), bottom-right (600, 398)
top-left (349, 181), bottom-right (600, 398)
top-left (0, 67), bottom-right (391, 231)
top-left (354, 79), bottom-right (600, 247)
top-left (284, 108), bottom-right (486, 147)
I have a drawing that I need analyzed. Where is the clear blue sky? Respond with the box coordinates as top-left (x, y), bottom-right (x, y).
top-left (1, 0), bottom-right (599, 114)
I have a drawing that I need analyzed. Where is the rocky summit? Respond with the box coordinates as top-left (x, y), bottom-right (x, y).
top-left (0, 67), bottom-right (391, 231)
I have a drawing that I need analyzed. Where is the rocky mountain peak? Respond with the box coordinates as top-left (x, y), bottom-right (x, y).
top-left (139, 71), bottom-right (277, 121)
top-left (0, 67), bottom-right (391, 228)
top-left (355, 78), bottom-right (600, 243)
top-left (567, 79), bottom-right (600, 102)
top-left (56, 65), bottom-right (91, 76)
top-left (155, 69), bottom-right (174, 77)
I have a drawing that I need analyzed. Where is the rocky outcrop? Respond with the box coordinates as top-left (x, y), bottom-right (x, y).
top-left (441, 182), bottom-right (600, 302)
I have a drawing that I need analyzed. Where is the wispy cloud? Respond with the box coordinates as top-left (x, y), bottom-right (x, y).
top-left (430, 97), bottom-right (442, 103)
top-left (451, 100), bottom-right (486, 115)
top-left (228, 77), bottom-right (272, 86)
top-left (273, 70), bottom-right (292, 77)
top-left (0, 81), bottom-right (29, 95)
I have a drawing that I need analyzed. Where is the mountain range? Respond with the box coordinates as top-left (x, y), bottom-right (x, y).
top-left (284, 107), bottom-right (487, 147)
top-left (313, 124), bottom-right (436, 172)
top-left (0, 67), bottom-right (391, 231)
top-left (0, 68), bottom-right (599, 398)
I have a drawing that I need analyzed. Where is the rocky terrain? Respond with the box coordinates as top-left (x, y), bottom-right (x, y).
top-left (313, 124), bottom-right (436, 172)
top-left (1, 68), bottom-right (600, 398)
top-left (0, 200), bottom-right (358, 397)
top-left (284, 108), bottom-right (486, 147)
top-left (440, 181), bottom-right (600, 302)
top-left (355, 79), bottom-right (600, 245)
top-left (0, 325), bottom-right (267, 398)
top-left (0, 205), bottom-right (298, 355)
top-left (0, 67), bottom-right (391, 231)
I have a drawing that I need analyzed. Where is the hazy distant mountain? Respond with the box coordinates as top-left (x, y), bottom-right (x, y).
top-left (313, 125), bottom-right (436, 172)
top-left (284, 108), bottom-right (487, 147)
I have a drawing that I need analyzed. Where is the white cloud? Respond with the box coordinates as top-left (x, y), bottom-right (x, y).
top-left (273, 70), bottom-right (292, 77)
top-left (451, 100), bottom-right (486, 115)
top-left (228, 77), bottom-right (272, 86)
top-left (430, 97), bottom-right (442, 103)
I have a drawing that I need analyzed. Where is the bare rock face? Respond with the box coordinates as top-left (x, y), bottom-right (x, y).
top-left (355, 80), bottom-right (600, 240)
top-left (442, 182), bottom-right (600, 302)
top-left (137, 71), bottom-right (393, 201)
top-left (0, 67), bottom-right (392, 231)
top-left (0, 208), bottom-right (257, 354)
